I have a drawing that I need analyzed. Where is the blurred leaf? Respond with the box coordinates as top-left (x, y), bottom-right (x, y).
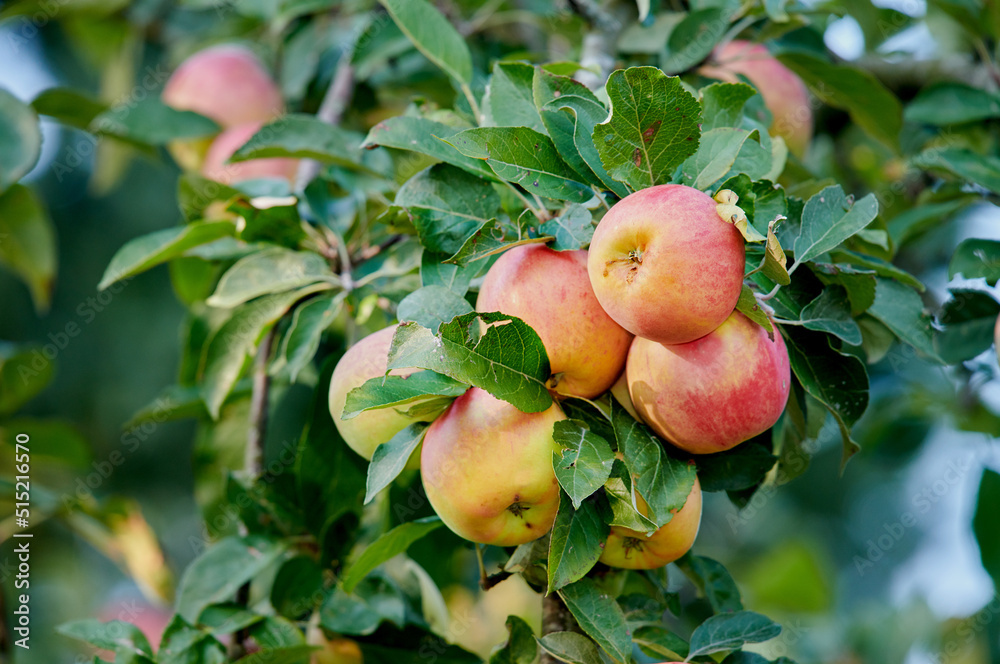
top-left (696, 440), bottom-right (777, 492)
top-left (395, 164), bottom-right (501, 255)
top-left (830, 249), bottom-right (924, 291)
top-left (56, 619), bottom-right (153, 656)
top-left (687, 610), bottom-right (781, 657)
top-left (777, 53), bottom-right (902, 150)
top-left (743, 541), bottom-right (832, 613)
top-left (0, 88), bottom-right (41, 192)
top-left (539, 205), bottom-right (594, 251)
top-left (363, 117), bottom-right (495, 180)
top-left (558, 578), bottom-right (632, 663)
top-left (379, 0), bottom-right (472, 84)
top-left (661, 8), bottom-right (733, 74)
top-left (935, 289), bottom-right (1000, 363)
top-left (0, 184), bottom-right (56, 312)
top-left (887, 199), bottom-right (971, 247)
top-left (207, 247), bottom-right (338, 308)
top-left (537, 631), bottom-right (603, 664)
top-left (490, 615), bottom-right (538, 664)
top-left (177, 173), bottom-right (242, 222)
top-left (797, 287), bottom-right (863, 346)
top-left (905, 82), bottom-right (1000, 125)
top-left (98, 221), bottom-right (235, 290)
top-left (633, 625), bottom-right (689, 660)
top-left (248, 615), bottom-right (307, 647)
top-left (197, 604), bottom-right (264, 635)
top-left (676, 554), bottom-right (744, 613)
top-left (794, 186), bottom-right (879, 265)
top-left (232, 646), bottom-right (317, 664)
top-left (950, 238), bottom-right (1000, 285)
top-left (552, 420), bottom-right (616, 508)
top-left (355, 623), bottom-right (481, 664)
top-left (282, 292), bottom-right (344, 382)
top-left (176, 536), bottom-right (284, 623)
top-left (93, 97), bottom-right (218, 145)
top-left (486, 62), bottom-right (544, 131)
top-left (594, 67), bottom-right (701, 191)
top-left (397, 285), bottom-right (475, 332)
top-left (341, 517), bottom-right (443, 592)
top-left (912, 147), bottom-right (1000, 194)
top-left (973, 469), bottom-right (1000, 587)
top-left (158, 614), bottom-right (227, 664)
top-left (271, 556), bottom-right (324, 619)
top-left (0, 344), bottom-right (55, 416)
top-left (31, 87), bottom-right (106, 130)
top-left (868, 278), bottom-right (940, 361)
top-left (548, 491), bottom-right (609, 592)
top-left (679, 127), bottom-right (761, 190)
top-left (448, 127), bottom-right (592, 202)
top-left (364, 423), bottom-right (428, 504)
top-left (387, 313), bottom-right (552, 413)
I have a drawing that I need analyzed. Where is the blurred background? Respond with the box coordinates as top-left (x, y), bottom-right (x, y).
top-left (0, 0), bottom-right (999, 663)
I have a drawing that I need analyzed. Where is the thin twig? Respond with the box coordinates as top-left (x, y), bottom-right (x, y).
top-left (246, 326), bottom-right (276, 482)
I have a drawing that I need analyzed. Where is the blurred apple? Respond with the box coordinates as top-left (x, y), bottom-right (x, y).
top-left (200, 122), bottom-right (298, 186)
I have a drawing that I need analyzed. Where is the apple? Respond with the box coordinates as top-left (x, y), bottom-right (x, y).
top-left (311, 637), bottom-right (363, 664)
top-left (328, 325), bottom-right (430, 468)
top-left (587, 184), bottom-right (745, 345)
top-left (609, 371), bottom-right (639, 420)
top-left (421, 387), bottom-right (565, 545)
top-left (628, 311), bottom-right (790, 454)
top-left (699, 40), bottom-right (813, 157)
top-left (162, 44), bottom-right (285, 171)
top-left (201, 122), bottom-right (299, 185)
top-left (476, 244), bottom-right (633, 398)
top-left (600, 476), bottom-right (702, 569)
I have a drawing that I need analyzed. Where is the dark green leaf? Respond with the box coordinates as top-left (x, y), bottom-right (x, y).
top-left (341, 517), bottom-right (443, 592)
top-left (794, 186), bottom-right (879, 265)
top-left (31, 87), bottom-right (106, 131)
top-left (271, 557), bottom-right (324, 619)
top-left (912, 147), bottom-right (1000, 195)
top-left (490, 615), bottom-right (538, 664)
top-left (676, 554), bottom-right (744, 613)
top-left (950, 238), bottom-right (1000, 285)
top-left (547, 492), bottom-right (609, 592)
top-left (973, 469), bottom-right (1000, 587)
top-left (905, 82), bottom-right (1000, 125)
top-left (536, 631), bottom-right (603, 664)
top-left (420, 251), bottom-right (478, 295)
top-left (687, 610), bottom-right (781, 657)
top-left (809, 263), bottom-right (877, 316)
top-left (558, 578), bottom-right (632, 663)
top-left (696, 441), bottom-right (777, 492)
top-left (604, 460), bottom-right (657, 534)
top-left (935, 289), bottom-right (1000, 363)
top-left (868, 278), bottom-right (940, 361)
top-left (364, 423), bottom-right (428, 504)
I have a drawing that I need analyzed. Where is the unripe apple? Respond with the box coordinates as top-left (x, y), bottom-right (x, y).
top-left (421, 387), bottom-right (565, 545)
top-left (201, 122), bottom-right (299, 185)
top-left (628, 311), bottom-right (790, 454)
top-left (476, 244), bottom-right (633, 398)
top-left (328, 326), bottom-right (429, 468)
top-left (587, 184), bottom-right (745, 345)
top-left (600, 477), bottom-right (702, 569)
top-left (699, 40), bottom-right (813, 157)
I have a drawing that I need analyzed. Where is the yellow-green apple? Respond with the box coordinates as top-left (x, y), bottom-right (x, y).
top-left (328, 325), bottom-right (429, 469)
top-left (699, 40), bottom-right (812, 157)
top-left (628, 311), bottom-right (790, 454)
top-left (587, 184), bottom-right (745, 345)
top-left (421, 387), bottom-right (565, 545)
top-left (309, 635), bottom-right (363, 664)
top-left (201, 121), bottom-right (299, 185)
top-left (162, 44), bottom-right (285, 170)
top-left (600, 477), bottom-right (702, 569)
top-left (476, 244), bottom-right (633, 398)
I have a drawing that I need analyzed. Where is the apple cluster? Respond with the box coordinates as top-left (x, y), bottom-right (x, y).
top-left (330, 183), bottom-right (791, 570)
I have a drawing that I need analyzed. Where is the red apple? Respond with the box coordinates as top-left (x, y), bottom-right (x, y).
top-left (628, 311), bottom-right (790, 454)
top-left (699, 40), bottom-right (813, 157)
top-left (421, 387), bottom-right (564, 545)
top-left (600, 477), bottom-right (702, 569)
top-left (201, 122), bottom-right (299, 185)
top-left (587, 184), bottom-right (745, 345)
top-left (476, 244), bottom-right (633, 398)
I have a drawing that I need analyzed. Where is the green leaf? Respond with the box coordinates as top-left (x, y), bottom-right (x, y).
top-left (539, 205), bottom-right (594, 251)
top-left (487, 62), bottom-right (544, 131)
top-left (785, 329), bottom-right (868, 468)
top-left (207, 247), bottom-right (338, 308)
top-left (604, 460), bottom-right (657, 534)
top-left (0, 184), bottom-right (56, 312)
top-left (271, 556), bottom-right (324, 619)
top-left (912, 148), bottom-right (1000, 194)
top-left (341, 517), bottom-right (444, 592)
top-left (197, 604), bottom-right (265, 635)
top-left (31, 87), bottom-right (106, 130)
top-left (396, 164), bottom-right (502, 255)
top-left (397, 285), bottom-right (476, 332)
top-left (661, 8), bottom-right (733, 74)
top-left (176, 536), bottom-right (284, 623)
top-left (421, 251), bottom-right (478, 295)
top-left (379, 0), bottom-right (472, 84)
top-left (809, 263), bottom-right (877, 316)
top-left (249, 615), bottom-right (307, 648)
top-left (973, 469), bottom-right (1000, 587)
top-left (687, 610), bottom-right (781, 657)
top-left (344, 371), bottom-right (467, 419)
top-left (935, 289), bottom-right (1000, 363)
top-left (0, 88), bottom-right (42, 191)
top-left (887, 198), bottom-right (972, 247)
top-left (695, 440), bottom-right (777, 492)
top-left (558, 578), bottom-right (632, 664)
top-left (868, 278), bottom-right (940, 361)
top-left (448, 127), bottom-right (593, 202)
top-left (446, 221), bottom-right (546, 266)
top-left (56, 619), bottom-right (153, 656)
top-left (490, 615), bottom-right (538, 664)
top-left (355, 624), bottom-right (482, 664)
top-left (93, 96), bottom-right (219, 145)
top-left (632, 625), bottom-right (689, 660)
top-left (794, 186), bottom-right (879, 265)
top-left (232, 645), bottom-right (318, 664)
top-left (679, 127), bottom-right (761, 190)
top-left (320, 579), bottom-right (406, 636)
top-left (611, 400), bottom-right (697, 528)
top-left (905, 82), bottom-right (1000, 125)
top-left (362, 116), bottom-right (496, 180)
top-left (98, 221), bottom-right (236, 290)
top-left (777, 52), bottom-right (902, 150)
top-left (552, 420), bottom-right (616, 508)
top-left (387, 313), bottom-right (552, 413)
top-left (797, 287), bottom-right (863, 346)
top-left (281, 292), bottom-right (344, 382)
top-left (0, 344), bottom-right (56, 415)
top-left (594, 67), bottom-right (701, 191)
top-left (700, 82), bottom-right (757, 132)
top-left (735, 285), bottom-right (774, 336)
top-left (547, 492), bottom-right (609, 592)
top-left (950, 238), bottom-right (1000, 285)
top-left (159, 614), bottom-right (227, 664)
top-left (676, 554), bottom-right (744, 613)
top-left (536, 631), bottom-right (603, 664)
top-left (230, 115), bottom-right (382, 174)
top-left (202, 285), bottom-right (331, 418)
top-left (830, 249), bottom-right (924, 291)
top-left (364, 423), bottom-right (429, 504)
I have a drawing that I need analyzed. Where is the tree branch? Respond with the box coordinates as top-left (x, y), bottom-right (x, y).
top-left (568, 0), bottom-right (623, 90)
top-left (245, 326), bottom-right (277, 478)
